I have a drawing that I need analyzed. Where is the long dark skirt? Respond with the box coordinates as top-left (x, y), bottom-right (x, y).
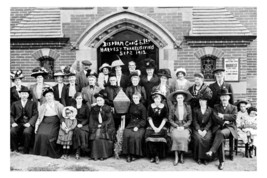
top-left (89, 129), bottom-right (114, 159)
top-left (33, 116), bottom-right (61, 158)
top-left (170, 128), bottom-right (190, 152)
top-left (72, 126), bottom-right (89, 152)
top-left (192, 130), bottom-right (213, 160)
top-left (122, 128), bottom-right (145, 156)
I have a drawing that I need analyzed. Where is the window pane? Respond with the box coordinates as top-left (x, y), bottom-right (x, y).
top-left (201, 57), bottom-right (216, 80)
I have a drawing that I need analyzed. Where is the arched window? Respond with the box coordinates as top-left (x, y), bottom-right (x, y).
top-left (201, 56), bottom-right (217, 80)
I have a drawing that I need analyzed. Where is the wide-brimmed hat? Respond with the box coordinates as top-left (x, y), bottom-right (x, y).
top-left (169, 90), bottom-right (192, 102)
top-left (11, 69), bottom-right (24, 81)
top-left (213, 68), bottom-right (225, 74)
top-left (18, 88), bottom-right (31, 98)
top-left (53, 68), bottom-right (65, 78)
top-left (234, 99), bottom-right (249, 107)
top-left (99, 63), bottom-right (111, 71)
top-left (219, 88), bottom-right (232, 96)
top-left (129, 71), bottom-right (140, 79)
top-left (85, 69), bottom-right (98, 78)
top-left (151, 90), bottom-right (166, 100)
top-left (42, 87), bottom-right (54, 97)
top-left (31, 67), bottom-right (49, 78)
top-left (158, 69), bottom-right (171, 78)
top-left (111, 59), bottom-right (124, 67)
top-left (62, 106), bottom-right (77, 119)
top-left (194, 72), bottom-right (204, 79)
top-left (175, 68), bottom-right (186, 76)
top-left (94, 90), bottom-right (108, 99)
top-left (144, 58), bottom-right (156, 69)
top-left (81, 60), bottom-right (92, 66)
top-left (63, 65), bottom-right (76, 76)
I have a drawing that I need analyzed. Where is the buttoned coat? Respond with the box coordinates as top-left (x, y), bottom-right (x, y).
top-left (208, 82), bottom-right (234, 107)
top-left (10, 85), bottom-right (29, 106)
top-left (212, 103), bottom-right (238, 139)
top-left (10, 100), bottom-right (38, 127)
top-left (81, 85), bottom-right (101, 110)
top-left (192, 107), bottom-right (213, 131)
top-left (75, 70), bottom-right (89, 92)
top-left (140, 74), bottom-right (160, 106)
top-left (52, 83), bottom-right (67, 106)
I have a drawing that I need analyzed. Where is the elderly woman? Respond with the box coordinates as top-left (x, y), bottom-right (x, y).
top-left (88, 90), bottom-right (116, 160)
top-left (10, 69), bottom-right (29, 106)
top-left (126, 71), bottom-right (147, 105)
top-left (168, 90), bottom-right (192, 166)
top-left (33, 87), bottom-right (64, 158)
top-left (188, 73), bottom-right (213, 110)
top-left (64, 66), bottom-right (79, 106)
top-left (145, 90), bottom-right (169, 164)
top-left (29, 67), bottom-right (50, 106)
top-left (170, 68), bottom-right (191, 92)
top-left (192, 94), bottom-right (213, 165)
top-left (98, 63), bottom-right (111, 89)
top-left (122, 92), bottom-right (147, 163)
top-left (71, 92), bottom-right (90, 159)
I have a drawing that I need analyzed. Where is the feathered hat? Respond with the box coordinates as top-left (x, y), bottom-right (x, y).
top-left (10, 69), bottom-right (24, 81)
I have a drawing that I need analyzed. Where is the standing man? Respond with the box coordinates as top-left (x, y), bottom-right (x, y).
top-left (52, 69), bottom-right (67, 106)
top-left (76, 60), bottom-right (92, 92)
top-left (111, 59), bottom-right (128, 91)
top-left (209, 68), bottom-right (234, 107)
top-left (11, 88), bottom-right (38, 154)
top-left (64, 66), bottom-right (79, 106)
top-left (206, 88), bottom-right (238, 170)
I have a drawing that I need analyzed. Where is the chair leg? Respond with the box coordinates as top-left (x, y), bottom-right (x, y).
top-left (235, 139), bottom-right (238, 156)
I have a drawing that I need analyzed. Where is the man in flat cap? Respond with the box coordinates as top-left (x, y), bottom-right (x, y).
top-left (76, 60), bottom-right (92, 92)
top-left (208, 68), bottom-right (234, 108)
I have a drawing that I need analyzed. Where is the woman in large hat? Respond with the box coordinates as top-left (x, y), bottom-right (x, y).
top-left (169, 67), bottom-right (192, 92)
top-left (111, 58), bottom-right (128, 90)
top-left (52, 68), bottom-right (67, 106)
top-left (88, 90), bottom-right (116, 160)
top-left (192, 93), bottom-right (214, 165)
top-left (145, 90), bottom-right (169, 164)
top-left (98, 63), bottom-right (111, 89)
top-left (188, 73), bottom-right (213, 110)
top-left (168, 90), bottom-right (193, 166)
top-left (10, 69), bottom-right (29, 106)
top-left (29, 67), bottom-right (50, 106)
top-left (33, 87), bottom-right (65, 158)
top-left (140, 58), bottom-right (160, 107)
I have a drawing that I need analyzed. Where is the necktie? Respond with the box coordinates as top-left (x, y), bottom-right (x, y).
top-left (98, 108), bottom-right (103, 123)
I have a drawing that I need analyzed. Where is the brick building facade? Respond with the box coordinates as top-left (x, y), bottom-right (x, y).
top-left (10, 7), bottom-right (257, 106)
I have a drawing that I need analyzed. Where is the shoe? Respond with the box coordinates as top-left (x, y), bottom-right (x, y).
top-left (126, 156), bottom-right (131, 162)
top-left (229, 155), bottom-right (234, 161)
top-left (155, 156), bottom-right (159, 164)
top-left (218, 162), bottom-right (224, 170)
top-left (150, 157), bottom-right (155, 163)
top-left (131, 156), bottom-right (137, 161)
top-left (203, 160), bottom-right (208, 165)
top-left (173, 159), bottom-right (178, 166)
top-left (179, 152), bottom-right (184, 164)
top-left (75, 153), bottom-right (80, 160)
top-left (61, 154), bottom-right (67, 159)
top-left (197, 159), bottom-right (201, 165)
top-left (249, 146), bottom-right (255, 158)
top-left (100, 158), bottom-right (104, 161)
top-left (206, 151), bottom-right (213, 157)
top-left (94, 158), bottom-right (98, 161)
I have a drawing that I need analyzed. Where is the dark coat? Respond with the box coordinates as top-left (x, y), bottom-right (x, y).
top-left (10, 100), bottom-right (38, 127)
top-left (71, 102), bottom-right (90, 131)
top-left (126, 103), bottom-right (147, 129)
top-left (140, 74), bottom-right (160, 105)
top-left (208, 81), bottom-right (234, 107)
top-left (75, 70), bottom-right (89, 92)
top-left (125, 85), bottom-right (147, 105)
top-left (52, 84), bottom-right (67, 106)
top-left (117, 74), bottom-right (128, 91)
top-left (88, 105), bottom-right (115, 141)
top-left (104, 85), bottom-right (121, 107)
top-left (212, 103), bottom-right (238, 139)
top-left (64, 83), bottom-right (80, 106)
top-left (81, 85), bottom-right (101, 110)
top-left (168, 103), bottom-right (192, 129)
top-left (188, 83), bottom-right (213, 109)
top-left (10, 85), bottom-right (29, 106)
top-left (192, 107), bottom-right (213, 131)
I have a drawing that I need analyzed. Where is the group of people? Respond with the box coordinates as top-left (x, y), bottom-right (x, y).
top-left (10, 58), bottom-right (257, 170)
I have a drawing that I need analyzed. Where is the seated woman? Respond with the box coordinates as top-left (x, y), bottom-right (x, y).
top-left (145, 90), bottom-right (169, 164)
top-left (33, 87), bottom-right (64, 158)
top-left (88, 90), bottom-right (116, 160)
top-left (71, 92), bottom-right (90, 159)
top-left (168, 90), bottom-right (192, 166)
top-left (192, 94), bottom-right (213, 165)
top-left (122, 92), bottom-right (146, 162)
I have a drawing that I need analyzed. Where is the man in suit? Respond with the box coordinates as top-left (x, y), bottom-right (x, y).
top-left (10, 88), bottom-right (38, 154)
top-left (209, 68), bottom-right (234, 107)
top-left (52, 70), bottom-right (67, 106)
top-left (206, 88), bottom-right (238, 170)
top-left (64, 66), bottom-right (79, 106)
top-left (75, 60), bottom-right (92, 92)
top-left (81, 70), bottom-right (101, 110)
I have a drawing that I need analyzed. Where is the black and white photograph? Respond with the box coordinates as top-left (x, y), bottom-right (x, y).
top-left (4, 0), bottom-right (266, 175)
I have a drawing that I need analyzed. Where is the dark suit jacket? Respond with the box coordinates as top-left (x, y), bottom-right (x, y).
top-left (65, 83), bottom-right (79, 106)
top-left (76, 70), bottom-right (89, 92)
top-left (10, 85), bottom-right (28, 106)
top-left (212, 103), bottom-right (238, 139)
top-left (104, 85), bottom-right (122, 107)
top-left (71, 102), bottom-right (90, 132)
top-left (208, 81), bottom-right (234, 107)
top-left (52, 83), bottom-right (67, 106)
top-left (10, 100), bottom-right (38, 127)
top-left (117, 74), bottom-right (128, 91)
top-left (140, 74), bottom-right (160, 106)
top-left (192, 106), bottom-right (213, 131)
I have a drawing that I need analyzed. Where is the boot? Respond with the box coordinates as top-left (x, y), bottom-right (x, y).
top-left (245, 143), bottom-right (249, 158)
top-left (249, 145), bottom-right (255, 158)
top-left (179, 152), bottom-right (184, 164)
